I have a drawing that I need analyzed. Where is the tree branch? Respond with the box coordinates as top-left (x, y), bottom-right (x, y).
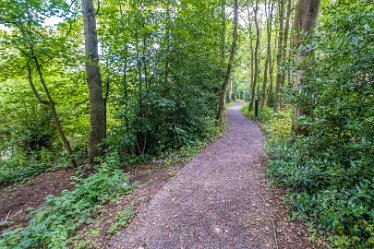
top-left (26, 61), bottom-right (49, 105)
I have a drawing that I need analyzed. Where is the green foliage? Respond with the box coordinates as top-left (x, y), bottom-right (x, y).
top-left (0, 0), bottom-right (228, 183)
top-left (241, 104), bottom-right (292, 143)
top-left (108, 206), bottom-right (133, 235)
top-left (0, 153), bottom-right (133, 248)
top-left (0, 150), bottom-right (67, 186)
top-left (266, 1), bottom-right (374, 248)
top-left (161, 120), bottom-right (225, 166)
top-left (99, 0), bottom-right (227, 158)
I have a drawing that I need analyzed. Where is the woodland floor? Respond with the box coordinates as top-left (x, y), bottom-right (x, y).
top-left (0, 169), bottom-right (75, 232)
top-left (0, 102), bottom-right (320, 248)
top-left (110, 102), bottom-right (317, 249)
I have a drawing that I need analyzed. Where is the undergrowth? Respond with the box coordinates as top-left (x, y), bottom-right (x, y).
top-left (0, 150), bottom-right (68, 187)
top-left (156, 116), bottom-right (226, 167)
top-left (0, 153), bottom-right (134, 249)
top-left (242, 103), bottom-right (374, 248)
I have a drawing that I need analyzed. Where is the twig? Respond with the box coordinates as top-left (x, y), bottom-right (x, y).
top-left (10, 209), bottom-right (22, 219)
top-left (272, 220), bottom-right (279, 249)
top-left (5, 210), bottom-right (12, 221)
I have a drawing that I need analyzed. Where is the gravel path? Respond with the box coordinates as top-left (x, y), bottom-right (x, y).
top-left (110, 102), bottom-right (315, 249)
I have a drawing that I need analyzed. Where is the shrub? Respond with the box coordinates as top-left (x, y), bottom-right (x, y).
top-left (0, 153), bottom-right (133, 249)
top-left (264, 1), bottom-right (374, 247)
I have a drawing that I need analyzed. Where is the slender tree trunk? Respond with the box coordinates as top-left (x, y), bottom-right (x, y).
top-left (266, 14), bottom-right (278, 106)
top-left (103, 53), bottom-right (110, 140)
top-left (287, 0), bottom-right (295, 87)
top-left (248, 19), bottom-right (255, 110)
top-left (220, 0), bottom-right (227, 61)
top-left (32, 56), bottom-right (77, 167)
top-left (119, 1), bottom-right (129, 131)
top-left (261, 0), bottom-right (274, 107)
top-left (135, 32), bottom-right (145, 154)
top-left (292, 0), bottom-right (321, 133)
top-left (261, 58), bottom-right (269, 107)
top-left (23, 6), bottom-right (76, 167)
top-left (280, 0), bottom-right (293, 96)
top-left (164, 0), bottom-right (171, 85)
top-left (275, 0), bottom-right (285, 111)
top-left (216, 0), bottom-right (238, 121)
top-left (26, 61), bottom-right (49, 105)
top-left (229, 77), bottom-right (233, 102)
top-left (81, 0), bottom-right (106, 163)
top-left (249, 0), bottom-right (260, 111)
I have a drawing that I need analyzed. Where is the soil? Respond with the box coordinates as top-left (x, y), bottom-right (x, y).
top-left (0, 169), bottom-right (74, 232)
top-left (74, 163), bottom-right (184, 248)
top-left (0, 102), bottom-right (325, 249)
top-left (110, 102), bottom-right (321, 249)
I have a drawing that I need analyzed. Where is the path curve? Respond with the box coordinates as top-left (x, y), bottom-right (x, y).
top-left (111, 102), bottom-right (314, 249)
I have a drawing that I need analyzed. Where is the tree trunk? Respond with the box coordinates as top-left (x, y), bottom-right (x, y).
top-left (292, 0), bottom-right (321, 132)
top-left (280, 0), bottom-right (293, 94)
top-left (261, 0), bottom-right (274, 107)
top-left (229, 77), bottom-right (233, 102)
top-left (32, 56), bottom-right (77, 167)
top-left (265, 1), bottom-right (276, 106)
top-left (216, 0), bottom-right (238, 121)
top-left (220, 0), bottom-right (227, 61)
top-left (248, 15), bottom-right (255, 111)
top-left (22, 6), bottom-right (76, 167)
top-left (249, 0), bottom-right (260, 111)
top-left (81, 0), bottom-right (106, 163)
top-left (164, 0), bottom-right (171, 85)
top-left (275, 0), bottom-right (285, 111)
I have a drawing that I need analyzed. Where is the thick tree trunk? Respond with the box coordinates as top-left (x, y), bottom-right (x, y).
top-left (81, 0), bottom-right (106, 163)
top-left (216, 0), bottom-right (238, 121)
top-left (275, 0), bottom-right (285, 111)
top-left (292, 0), bottom-right (321, 133)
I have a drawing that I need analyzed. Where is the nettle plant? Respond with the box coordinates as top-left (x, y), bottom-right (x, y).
top-left (0, 153), bottom-right (134, 249)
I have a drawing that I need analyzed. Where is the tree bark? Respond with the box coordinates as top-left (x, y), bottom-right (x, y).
top-left (21, 6), bottom-right (76, 167)
top-left (26, 61), bottom-right (49, 105)
top-left (249, 0), bottom-right (260, 111)
top-left (292, 0), bottom-right (321, 133)
top-left (266, 14), bottom-right (278, 106)
top-left (220, 0), bottom-right (227, 61)
top-left (164, 0), bottom-right (171, 85)
top-left (275, 0), bottom-right (285, 111)
top-left (81, 0), bottom-right (106, 163)
top-left (280, 0), bottom-right (293, 94)
top-left (248, 10), bottom-right (255, 110)
top-left (32, 55), bottom-right (77, 167)
top-left (229, 77), bottom-right (233, 102)
top-left (216, 0), bottom-right (239, 121)
top-left (261, 0), bottom-right (274, 107)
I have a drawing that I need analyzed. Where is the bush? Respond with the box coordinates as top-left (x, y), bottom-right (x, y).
top-left (241, 104), bottom-right (292, 144)
top-left (0, 149), bottom-right (68, 186)
top-left (264, 1), bottom-right (374, 247)
top-left (0, 153), bottom-right (133, 249)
